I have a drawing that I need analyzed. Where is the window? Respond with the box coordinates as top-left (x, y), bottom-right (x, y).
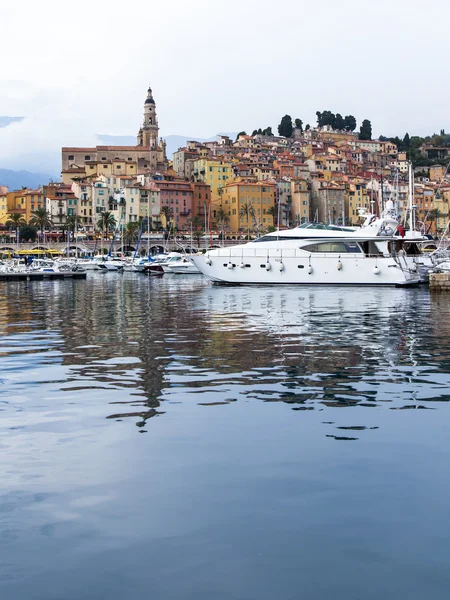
top-left (84, 155), bottom-right (91, 160)
top-left (103, 165), bottom-right (108, 169)
top-left (303, 242), bottom-right (361, 253)
top-left (68, 155), bottom-right (74, 161)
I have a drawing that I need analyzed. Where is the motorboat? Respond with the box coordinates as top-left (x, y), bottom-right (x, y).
top-left (76, 258), bottom-right (107, 271)
top-left (191, 214), bottom-right (420, 286)
top-left (164, 258), bottom-right (201, 274)
top-left (123, 257), bottom-right (153, 273)
top-left (143, 252), bottom-right (182, 275)
top-left (92, 255), bottom-right (125, 271)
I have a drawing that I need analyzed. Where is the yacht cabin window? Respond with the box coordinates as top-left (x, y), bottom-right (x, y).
top-left (302, 242), bottom-right (361, 253)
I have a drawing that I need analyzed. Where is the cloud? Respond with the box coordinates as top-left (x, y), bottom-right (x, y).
top-left (1, 0), bottom-right (449, 172)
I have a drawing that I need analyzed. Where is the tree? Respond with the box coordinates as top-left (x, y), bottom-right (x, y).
top-left (6, 213), bottom-right (27, 238)
top-left (403, 132), bottom-right (411, 148)
top-left (316, 111), bottom-right (336, 129)
top-left (239, 201), bottom-right (255, 239)
top-left (262, 126), bottom-right (273, 136)
top-left (19, 225), bottom-right (37, 242)
top-left (189, 215), bottom-right (203, 244)
top-left (294, 118), bottom-right (303, 133)
top-left (235, 131), bottom-right (246, 141)
top-left (66, 215), bottom-right (82, 239)
top-left (267, 205), bottom-right (277, 227)
top-left (215, 207), bottom-right (229, 242)
top-left (305, 124), bottom-right (310, 131)
top-left (425, 208), bottom-right (443, 234)
top-left (124, 221), bottom-right (140, 245)
top-left (359, 119), bottom-right (372, 140)
top-left (343, 115), bottom-right (357, 132)
top-left (159, 205), bottom-right (173, 231)
top-left (96, 211), bottom-right (116, 238)
top-left (278, 115), bottom-right (293, 138)
top-left (335, 113), bottom-right (344, 130)
top-left (29, 208), bottom-right (52, 235)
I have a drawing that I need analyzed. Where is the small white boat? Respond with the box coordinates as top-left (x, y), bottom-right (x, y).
top-left (165, 258), bottom-right (201, 274)
top-left (92, 256), bottom-right (125, 271)
top-left (76, 259), bottom-right (107, 271)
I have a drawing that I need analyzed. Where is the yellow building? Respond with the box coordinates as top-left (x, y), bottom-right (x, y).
top-left (429, 165), bottom-right (446, 183)
top-left (290, 179), bottom-right (310, 224)
top-left (0, 187), bottom-right (8, 227)
top-left (220, 181), bottom-right (275, 233)
top-left (193, 158), bottom-right (233, 208)
top-left (4, 189), bottom-right (45, 223)
top-left (62, 159), bottom-right (138, 184)
top-left (435, 186), bottom-right (450, 233)
top-left (344, 181), bottom-right (371, 225)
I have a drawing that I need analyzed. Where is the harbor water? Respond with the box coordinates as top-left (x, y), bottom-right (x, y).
top-left (1, 275), bottom-right (450, 599)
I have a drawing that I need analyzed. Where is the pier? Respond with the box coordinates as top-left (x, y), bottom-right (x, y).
top-left (429, 272), bottom-right (450, 291)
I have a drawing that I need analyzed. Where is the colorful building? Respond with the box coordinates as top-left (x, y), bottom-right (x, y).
top-left (220, 181), bottom-right (275, 233)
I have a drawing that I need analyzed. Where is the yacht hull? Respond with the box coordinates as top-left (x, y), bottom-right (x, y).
top-left (191, 253), bottom-right (419, 286)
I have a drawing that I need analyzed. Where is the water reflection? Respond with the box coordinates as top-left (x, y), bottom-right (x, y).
top-left (1, 276), bottom-right (450, 439)
top-left (3, 276), bottom-right (450, 599)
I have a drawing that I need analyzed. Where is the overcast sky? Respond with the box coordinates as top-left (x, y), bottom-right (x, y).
top-left (1, 0), bottom-right (449, 167)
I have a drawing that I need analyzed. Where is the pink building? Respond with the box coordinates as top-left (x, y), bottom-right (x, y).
top-left (157, 180), bottom-right (193, 231)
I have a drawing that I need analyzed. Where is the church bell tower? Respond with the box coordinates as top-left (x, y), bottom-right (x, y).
top-left (137, 86), bottom-right (159, 170)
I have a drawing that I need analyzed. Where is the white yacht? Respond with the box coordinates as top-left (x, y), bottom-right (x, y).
top-left (191, 214), bottom-right (420, 286)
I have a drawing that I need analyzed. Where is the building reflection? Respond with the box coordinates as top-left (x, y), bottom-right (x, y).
top-left (0, 278), bottom-right (448, 435)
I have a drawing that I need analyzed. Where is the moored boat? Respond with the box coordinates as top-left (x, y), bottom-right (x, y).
top-left (191, 215), bottom-right (420, 287)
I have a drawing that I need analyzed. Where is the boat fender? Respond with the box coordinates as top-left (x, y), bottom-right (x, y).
top-left (410, 263), bottom-right (417, 272)
top-left (227, 261), bottom-right (233, 270)
top-left (265, 261), bottom-right (271, 271)
top-left (279, 262), bottom-right (284, 272)
top-left (308, 265), bottom-right (313, 274)
top-left (205, 257), bottom-right (212, 266)
top-left (337, 259), bottom-right (343, 271)
top-left (373, 266), bottom-right (380, 275)
top-left (240, 262), bottom-right (245, 269)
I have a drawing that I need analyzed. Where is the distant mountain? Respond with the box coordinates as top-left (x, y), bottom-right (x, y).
top-left (0, 116), bottom-right (24, 129)
top-left (97, 132), bottom-right (238, 158)
top-left (0, 169), bottom-right (55, 191)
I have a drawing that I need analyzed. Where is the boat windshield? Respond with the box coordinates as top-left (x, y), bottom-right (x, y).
top-left (297, 223), bottom-right (355, 232)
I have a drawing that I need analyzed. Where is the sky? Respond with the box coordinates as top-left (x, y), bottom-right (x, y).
top-left (1, 0), bottom-right (449, 172)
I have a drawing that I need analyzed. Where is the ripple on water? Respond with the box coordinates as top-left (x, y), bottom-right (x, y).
top-left (1, 277), bottom-right (450, 598)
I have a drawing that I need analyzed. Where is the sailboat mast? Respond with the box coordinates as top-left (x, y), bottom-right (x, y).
top-left (147, 192), bottom-right (150, 258)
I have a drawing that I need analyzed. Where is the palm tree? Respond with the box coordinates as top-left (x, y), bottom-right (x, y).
top-left (215, 207), bottom-right (229, 242)
top-left (189, 215), bottom-right (203, 245)
top-left (29, 208), bottom-right (53, 235)
top-left (124, 221), bottom-right (140, 245)
top-left (425, 208), bottom-right (443, 235)
top-left (267, 205), bottom-right (277, 227)
top-left (6, 213), bottom-right (27, 239)
top-left (65, 215), bottom-right (82, 240)
top-left (239, 201), bottom-right (255, 240)
top-left (160, 206), bottom-right (173, 233)
top-left (96, 211), bottom-right (117, 239)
